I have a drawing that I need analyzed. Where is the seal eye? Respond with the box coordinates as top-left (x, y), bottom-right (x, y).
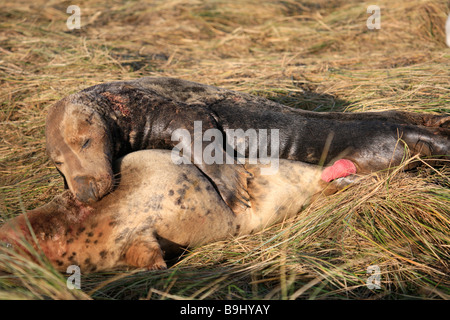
top-left (82, 139), bottom-right (91, 150)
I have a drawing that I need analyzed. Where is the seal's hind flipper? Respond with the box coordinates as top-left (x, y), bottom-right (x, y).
top-left (429, 116), bottom-right (450, 128)
top-left (318, 174), bottom-right (360, 196)
top-left (420, 114), bottom-right (450, 129)
top-left (125, 238), bottom-right (167, 270)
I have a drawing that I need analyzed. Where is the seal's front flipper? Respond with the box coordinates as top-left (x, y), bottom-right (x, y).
top-left (201, 163), bottom-right (252, 215)
top-left (125, 238), bottom-right (167, 270)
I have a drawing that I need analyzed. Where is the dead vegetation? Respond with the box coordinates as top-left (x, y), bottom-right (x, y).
top-left (0, 0), bottom-right (449, 299)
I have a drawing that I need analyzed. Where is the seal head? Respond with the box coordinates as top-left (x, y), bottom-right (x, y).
top-left (46, 99), bottom-right (114, 204)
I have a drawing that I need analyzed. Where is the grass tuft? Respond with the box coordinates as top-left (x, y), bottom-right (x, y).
top-left (0, 0), bottom-right (449, 299)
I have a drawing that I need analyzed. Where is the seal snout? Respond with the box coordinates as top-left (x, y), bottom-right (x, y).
top-left (72, 172), bottom-right (114, 204)
top-left (73, 175), bottom-right (100, 204)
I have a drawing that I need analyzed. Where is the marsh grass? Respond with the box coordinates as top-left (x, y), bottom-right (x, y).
top-left (0, 0), bottom-right (449, 299)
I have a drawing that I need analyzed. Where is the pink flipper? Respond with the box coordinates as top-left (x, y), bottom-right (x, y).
top-left (321, 159), bottom-right (357, 182)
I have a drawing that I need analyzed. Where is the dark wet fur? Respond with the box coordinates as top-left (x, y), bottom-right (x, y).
top-left (52, 77), bottom-right (449, 208)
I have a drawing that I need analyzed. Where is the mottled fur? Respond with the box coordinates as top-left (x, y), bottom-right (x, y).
top-left (0, 150), bottom-right (326, 272)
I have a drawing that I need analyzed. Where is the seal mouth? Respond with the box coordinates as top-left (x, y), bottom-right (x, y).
top-left (89, 180), bottom-right (100, 201)
top-left (75, 190), bottom-right (97, 204)
top-left (99, 170), bottom-right (115, 195)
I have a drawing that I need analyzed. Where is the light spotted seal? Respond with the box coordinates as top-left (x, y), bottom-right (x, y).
top-left (0, 150), bottom-right (344, 272)
top-left (45, 77), bottom-right (449, 213)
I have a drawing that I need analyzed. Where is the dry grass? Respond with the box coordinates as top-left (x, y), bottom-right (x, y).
top-left (0, 0), bottom-right (449, 299)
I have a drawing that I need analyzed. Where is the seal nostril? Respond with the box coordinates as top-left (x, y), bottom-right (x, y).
top-left (89, 181), bottom-right (98, 199)
top-left (74, 176), bottom-right (98, 203)
top-left (74, 176), bottom-right (89, 185)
